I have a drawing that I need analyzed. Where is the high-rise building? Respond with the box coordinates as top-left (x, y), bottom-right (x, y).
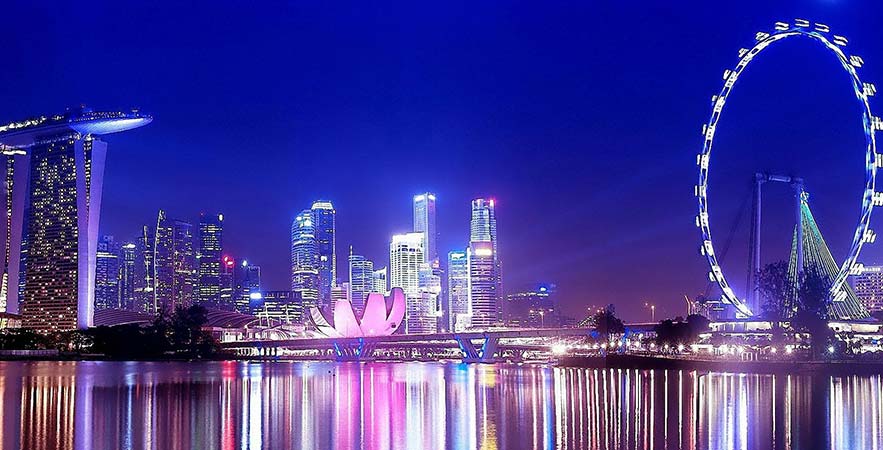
top-left (391, 232), bottom-right (433, 333)
top-left (196, 213), bottom-right (223, 307)
top-left (348, 248), bottom-right (375, 312)
top-left (133, 225), bottom-right (156, 314)
top-left (291, 209), bottom-right (320, 315)
top-left (331, 283), bottom-right (348, 309)
top-left (468, 198), bottom-right (502, 329)
top-left (152, 211), bottom-right (196, 312)
top-left (118, 242), bottom-right (137, 311)
top-left (447, 250), bottom-right (470, 332)
top-left (235, 260), bottom-right (261, 313)
top-left (94, 235), bottom-right (121, 311)
top-left (413, 193), bottom-right (438, 265)
top-left (311, 201), bottom-right (336, 308)
top-left (0, 108), bottom-right (151, 331)
top-left (219, 255), bottom-right (235, 310)
top-left (0, 150), bottom-right (27, 314)
top-left (372, 267), bottom-right (388, 296)
top-left (853, 266), bottom-right (883, 313)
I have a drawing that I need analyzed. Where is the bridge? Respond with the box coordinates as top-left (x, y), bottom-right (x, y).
top-left (220, 325), bottom-right (657, 363)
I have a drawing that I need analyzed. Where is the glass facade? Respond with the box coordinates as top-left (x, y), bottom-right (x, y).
top-left (94, 235), bottom-right (121, 310)
top-left (291, 209), bottom-right (320, 316)
top-left (311, 201), bottom-right (336, 308)
top-left (196, 213), bottom-right (223, 307)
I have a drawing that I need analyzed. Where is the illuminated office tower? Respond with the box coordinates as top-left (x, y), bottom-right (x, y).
top-left (0, 108), bottom-right (150, 331)
top-left (118, 242), bottom-right (136, 311)
top-left (331, 283), bottom-right (348, 309)
top-left (348, 248), bottom-right (374, 312)
top-left (94, 235), bottom-right (121, 311)
top-left (413, 193), bottom-right (438, 265)
top-left (0, 149), bottom-right (27, 314)
top-left (219, 255), bottom-right (235, 310)
top-left (133, 225), bottom-right (156, 313)
top-left (291, 209), bottom-right (320, 315)
top-left (254, 290), bottom-right (301, 324)
top-left (235, 260), bottom-right (261, 313)
top-left (311, 201), bottom-right (336, 308)
top-left (372, 267), bottom-right (388, 295)
top-left (447, 250), bottom-right (470, 331)
top-left (390, 232), bottom-right (429, 333)
top-left (152, 211), bottom-right (196, 312)
top-left (468, 198), bottom-right (501, 329)
top-left (196, 213), bottom-right (223, 307)
top-left (416, 263), bottom-right (441, 334)
top-left (853, 266), bottom-right (883, 313)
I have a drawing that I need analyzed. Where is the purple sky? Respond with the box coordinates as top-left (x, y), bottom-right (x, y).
top-left (2, 1), bottom-right (882, 321)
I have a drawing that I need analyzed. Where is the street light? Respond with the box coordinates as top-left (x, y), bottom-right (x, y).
top-left (644, 302), bottom-right (656, 322)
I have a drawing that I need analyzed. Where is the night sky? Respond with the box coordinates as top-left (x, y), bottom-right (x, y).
top-left (2, 1), bottom-right (882, 321)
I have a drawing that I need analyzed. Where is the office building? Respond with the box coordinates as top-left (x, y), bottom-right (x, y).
top-left (94, 235), bottom-right (121, 310)
top-left (413, 193), bottom-right (438, 265)
top-left (153, 211), bottom-right (196, 312)
top-left (390, 232), bottom-right (427, 333)
top-left (372, 267), bottom-right (388, 296)
top-left (311, 201), bottom-right (336, 308)
top-left (196, 213), bottom-right (223, 307)
top-left (235, 260), bottom-right (260, 313)
top-left (348, 249), bottom-right (374, 312)
top-left (291, 209), bottom-right (320, 314)
top-left (219, 255), bottom-right (235, 310)
top-left (118, 242), bottom-right (137, 311)
top-left (447, 250), bottom-right (470, 332)
top-left (468, 198), bottom-right (502, 329)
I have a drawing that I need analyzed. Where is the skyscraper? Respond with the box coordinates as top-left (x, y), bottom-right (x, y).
top-left (133, 225), bottom-right (156, 313)
top-left (0, 149), bottom-right (27, 315)
top-left (196, 213), bottom-right (223, 307)
top-left (348, 248), bottom-right (375, 312)
top-left (0, 108), bottom-right (151, 331)
top-left (219, 255), bottom-right (235, 310)
top-left (372, 267), bottom-right (388, 295)
top-left (291, 209), bottom-right (320, 315)
top-left (311, 201), bottom-right (336, 308)
top-left (390, 232), bottom-right (435, 333)
top-left (447, 250), bottom-right (470, 332)
top-left (468, 198), bottom-right (502, 329)
top-left (152, 211), bottom-right (196, 312)
top-left (413, 193), bottom-right (438, 265)
top-left (118, 242), bottom-right (136, 311)
top-left (94, 235), bottom-right (121, 311)
top-left (235, 260), bottom-right (261, 313)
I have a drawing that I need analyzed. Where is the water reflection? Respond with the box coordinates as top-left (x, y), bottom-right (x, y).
top-left (0, 361), bottom-right (878, 449)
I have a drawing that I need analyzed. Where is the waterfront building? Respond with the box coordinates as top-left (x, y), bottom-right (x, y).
top-left (311, 201), bottom-right (336, 308)
top-left (94, 236), bottom-right (121, 311)
top-left (505, 284), bottom-right (559, 328)
top-left (447, 250), bottom-right (470, 331)
top-left (291, 209), bottom-right (320, 315)
top-left (118, 242), bottom-right (137, 310)
top-left (853, 266), bottom-right (883, 313)
top-left (413, 193), bottom-right (438, 265)
top-left (468, 198), bottom-right (502, 329)
top-left (0, 107), bottom-right (152, 331)
top-left (196, 213), bottom-right (223, 307)
top-left (390, 232), bottom-right (426, 333)
top-left (235, 260), bottom-right (261, 313)
top-left (348, 249), bottom-right (374, 312)
top-left (372, 267), bottom-right (388, 296)
top-left (133, 225), bottom-right (156, 314)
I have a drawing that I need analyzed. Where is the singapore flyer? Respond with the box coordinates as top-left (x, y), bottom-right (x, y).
top-left (695, 19), bottom-right (880, 317)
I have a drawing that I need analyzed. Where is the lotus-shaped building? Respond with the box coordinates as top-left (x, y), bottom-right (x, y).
top-left (310, 287), bottom-right (406, 337)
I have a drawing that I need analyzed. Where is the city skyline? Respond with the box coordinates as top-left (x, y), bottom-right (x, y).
top-left (2, 2), bottom-right (883, 321)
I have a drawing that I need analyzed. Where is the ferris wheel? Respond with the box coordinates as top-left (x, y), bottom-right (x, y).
top-left (695, 19), bottom-right (880, 317)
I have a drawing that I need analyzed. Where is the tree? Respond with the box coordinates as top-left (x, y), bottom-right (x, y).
top-left (756, 261), bottom-right (793, 320)
top-left (654, 314), bottom-right (710, 348)
top-left (791, 269), bottom-right (834, 358)
top-left (590, 305), bottom-right (625, 339)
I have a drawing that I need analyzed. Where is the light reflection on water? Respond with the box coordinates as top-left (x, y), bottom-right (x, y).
top-left (0, 361), bottom-right (878, 449)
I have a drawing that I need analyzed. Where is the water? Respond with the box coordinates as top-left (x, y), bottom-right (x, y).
top-left (0, 361), bottom-right (878, 450)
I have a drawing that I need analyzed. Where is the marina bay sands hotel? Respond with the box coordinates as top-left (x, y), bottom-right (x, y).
top-left (0, 107), bottom-right (152, 331)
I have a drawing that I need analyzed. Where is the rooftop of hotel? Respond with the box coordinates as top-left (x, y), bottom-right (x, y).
top-left (0, 106), bottom-right (152, 149)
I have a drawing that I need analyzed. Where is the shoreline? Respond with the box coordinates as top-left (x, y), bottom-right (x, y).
top-left (556, 354), bottom-right (883, 375)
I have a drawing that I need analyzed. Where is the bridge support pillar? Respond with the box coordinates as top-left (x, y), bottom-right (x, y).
top-left (456, 335), bottom-right (502, 363)
top-left (333, 339), bottom-right (376, 362)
